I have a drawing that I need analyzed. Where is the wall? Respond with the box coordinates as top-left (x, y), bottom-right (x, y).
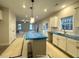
top-left (16, 21), bottom-right (29, 32)
top-left (9, 10), bottom-right (16, 44)
top-left (37, 1), bottom-right (79, 35)
top-left (16, 21), bottom-right (24, 32)
top-left (52, 1), bottom-right (79, 34)
top-left (0, 7), bottom-right (9, 45)
top-left (23, 22), bottom-right (29, 32)
top-left (36, 18), bottom-right (48, 36)
top-left (0, 6), bottom-right (16, 46)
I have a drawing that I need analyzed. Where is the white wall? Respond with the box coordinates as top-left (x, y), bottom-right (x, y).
top-left (37, 18), bottom-right (48, 36)
top-left (9, 10), bottom-right (16, 44)
top-left (0, 7), bottom-right (9, 46)
top-left (0, 6), bottom-right (16, 46)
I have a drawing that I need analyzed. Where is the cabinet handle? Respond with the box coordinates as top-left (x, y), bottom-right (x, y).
top-left (76, 46), bottom-right (79, 49)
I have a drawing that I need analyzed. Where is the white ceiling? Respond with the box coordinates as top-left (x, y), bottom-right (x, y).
top-left (0, 0), bottom-right (78, 22)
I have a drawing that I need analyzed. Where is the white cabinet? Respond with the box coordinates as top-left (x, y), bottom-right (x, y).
top-left (76, 42), bottom-right (79, 57)
top-left (53, 34), bottom-right (67, 51)
top-left (74, 8), bottom-right (79, 27)
top-left (53, 34), bottom-right (59, 46)
top-left (49, 16), bottom-right (58, 27)
top-left (66, 38), bottom-right (79, 57)
top-left (0, 10), bottom-right (3, 20)
top-left (53, 33), bottom-right (79, 57)
top-left (58, 36), bottom-right (67, 51)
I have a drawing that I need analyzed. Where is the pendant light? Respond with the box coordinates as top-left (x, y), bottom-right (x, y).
top-left (30, 0), bottom-right (35, 23)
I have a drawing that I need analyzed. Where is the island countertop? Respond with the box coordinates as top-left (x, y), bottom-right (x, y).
top-left (24, 31), bottom-right (47, 40)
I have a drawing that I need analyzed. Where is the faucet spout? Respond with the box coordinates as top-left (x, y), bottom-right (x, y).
top-left (64, 29), bottom-right (66, 34)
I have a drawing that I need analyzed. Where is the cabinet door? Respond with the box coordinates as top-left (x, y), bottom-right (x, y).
top-left (76, 42), bottom-right (79, 57)
top-left (50, 16), bottom-right (58, 27)
top-left (74, 8), bottom-right (79, 27)
top-left (53, 34), bottom-right (58, 46)
top-left (58, 36), bottom-right (67, 51)
top-left (67, 38), bottom-right (77, 57)
top-left (48, 32), bottom-right (52, 43)
top-left (32, 40), bottom-right (46, 57)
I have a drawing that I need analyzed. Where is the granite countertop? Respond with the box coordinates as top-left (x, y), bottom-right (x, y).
top-left (52, 32), bottom-right (79, 41)
top-left (24, 31), bottom-right (47, 40)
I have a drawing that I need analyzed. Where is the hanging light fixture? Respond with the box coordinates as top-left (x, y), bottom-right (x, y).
top-left (22, 0), bottom-right (26, 8)
top-left (30, 0), bottom-right (35, 23)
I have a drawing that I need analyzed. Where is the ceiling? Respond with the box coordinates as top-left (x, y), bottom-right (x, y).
top-left (0, 0), bottom-right (78, 22)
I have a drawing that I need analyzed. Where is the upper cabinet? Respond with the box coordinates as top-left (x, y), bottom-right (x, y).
top-left (49, 16), bottom-right (58, 27)
top-left (74, 8), bottom-right (79, 27)
top-left (0, 10), bottom-right (3, 20)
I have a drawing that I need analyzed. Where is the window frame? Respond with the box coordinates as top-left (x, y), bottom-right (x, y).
top-left (18, 24), bottom-right (22, 30)
top-left (61, 16), bottom-right (74, 31)
top-left (29, 23), bottom-right (33, 30)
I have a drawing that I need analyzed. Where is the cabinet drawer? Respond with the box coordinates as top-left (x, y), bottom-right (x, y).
top-left (76, 42), bottom-right (79, 57)
top-left (53, 34), bottom-right (58, 46)
top-left (58, 36), bottom-right (67, 51)
top-left (67, 38), bottom-right (77, 57)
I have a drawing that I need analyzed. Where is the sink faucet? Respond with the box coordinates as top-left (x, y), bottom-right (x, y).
top-left (63, 29), bottom-right (66, 34)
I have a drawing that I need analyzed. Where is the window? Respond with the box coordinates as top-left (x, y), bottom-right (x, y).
top-left (45, 23), bottom-right (48, 30)
top-left (44, 23), bottom-right (48, 31)
top-left (61, 16), bottom-right (73, 30)
top-left (18, 24), bottom-right (22, 30)
top-left (29, 24), bottom-right (33, 30)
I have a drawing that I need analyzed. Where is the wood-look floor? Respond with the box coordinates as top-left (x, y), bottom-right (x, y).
top-left (0, 46), bottom-right (8, 55)
top-left (46, 42), bottom-right (70, 58)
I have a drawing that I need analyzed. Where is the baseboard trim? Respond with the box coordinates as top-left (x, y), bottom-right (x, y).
top-left (0, 39), bottom-right (16, 46)
top-left (9, 39), bottom-right (16, 45)
top-left (0, 43), bottom-right (9, 46)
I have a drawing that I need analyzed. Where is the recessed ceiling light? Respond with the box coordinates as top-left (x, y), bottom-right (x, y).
top-left (62, 5), bottom-right (66, 8)
top-left (22, 4), bottom-right (26, 8)
top-left (44, 9), bottom-right (47, 12)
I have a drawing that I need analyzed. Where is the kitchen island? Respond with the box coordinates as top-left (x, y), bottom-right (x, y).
top-left (24, 31), bottom-right (47, 58)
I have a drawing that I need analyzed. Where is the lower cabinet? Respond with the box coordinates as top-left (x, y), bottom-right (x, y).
top-left (77, 42), bottom-right (79, 57)
top-left (48, 32), bottom-right (52, 43)
top-left (66, 38), bottom-right (79, 57)
top-left (53, 34), bottom-right (58, 46)
top-left (53, 34), bottom-right (79, 57)
top-left (58, 36), bottom-right (67, 51)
